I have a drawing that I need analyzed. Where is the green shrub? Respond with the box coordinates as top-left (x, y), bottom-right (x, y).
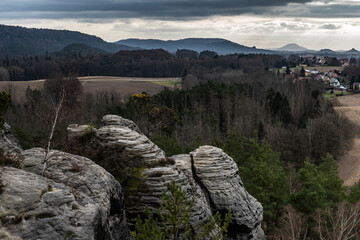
top-left (291, 154), bottom-right (346, 215)
top-left (348, 180), bottom-right (360, 203)
top-left (218, 132), bottom-right (288, 232)
top-left (134, 181), bottom-right (231, 240)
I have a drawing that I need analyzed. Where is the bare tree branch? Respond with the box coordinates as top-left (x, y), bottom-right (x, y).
top-left (315, 201), bottom-right (360, 240)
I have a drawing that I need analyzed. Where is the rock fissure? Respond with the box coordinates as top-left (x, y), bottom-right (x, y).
top-left (190, 153), bottom-right (216, 211)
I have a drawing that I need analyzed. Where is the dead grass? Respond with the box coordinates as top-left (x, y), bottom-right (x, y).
top-left (332, 94), bottom-right (360, 186)
top-left (0, 76), bottom-right (180, 103)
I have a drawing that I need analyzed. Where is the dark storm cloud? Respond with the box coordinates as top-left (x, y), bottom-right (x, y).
top-left (0, 0), bottom-right (316, 19)
top-left (270, 3), bottom-right (360, 18)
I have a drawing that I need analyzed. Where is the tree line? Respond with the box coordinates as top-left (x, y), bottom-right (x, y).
top-left (0, 49), bottom-right (284, 81)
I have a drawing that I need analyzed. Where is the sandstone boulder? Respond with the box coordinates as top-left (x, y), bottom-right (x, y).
top-left (0, 147), bottom-right (132, 240)
top-left (1, 167), bottom-right (109, 240)
top-left (67, 115), bottom-right (265, 239)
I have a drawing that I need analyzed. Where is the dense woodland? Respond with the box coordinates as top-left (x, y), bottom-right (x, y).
top-left (2, 50), bottom-right (360, 238)
top-left (0, 24), bottom-right (136, 59)
top-left (0, 48), bottom-right (283, 81)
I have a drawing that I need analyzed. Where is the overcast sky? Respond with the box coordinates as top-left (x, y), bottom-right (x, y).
top-left (1, 0), bottom-right (360, 50)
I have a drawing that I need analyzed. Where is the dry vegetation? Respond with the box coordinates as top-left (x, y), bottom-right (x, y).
top-left (332, 94), bottom-right (360, 186)
top-left (0, 76), bottom-right (179, 102)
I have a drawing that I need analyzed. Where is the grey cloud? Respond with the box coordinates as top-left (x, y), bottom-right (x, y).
top-left (0, 0), bottom-right (358, 21)
top-left (0, 0), bottom-right (316, 20)
top-left (280, 22), bottom-right (310, 30)
top-left (319, 23), bottom-right (341, 29)
top-left (269, 3), bottom-right (360, 18)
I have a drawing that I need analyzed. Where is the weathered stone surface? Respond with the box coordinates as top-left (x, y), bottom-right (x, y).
top-left (1, 167), bottom-right (103, 240)
top-left (68, 116), bottom-right (218, 236)
top-left (173, 154), bottom-right (219, 237)
top-left (101, 115), bottom-right (141, 134)
top-left (191, 145), bottom-right (264, 239)
top-left (21, 148), bottom-right (132, 240)
top-left (0, 121), bottom-right (134, 239)
top-left (125, 163), bottom-right (190, 217)
top-left (67, 117), bottom-right (165, 165)
top-left (67, 115), bottom-right (264, 239)
top-left (0, 123), bottom-right (22, 153)
top-left (125, 156), bottom-right (220, 239)
top-left (96, 125), bottom-right (165, 163)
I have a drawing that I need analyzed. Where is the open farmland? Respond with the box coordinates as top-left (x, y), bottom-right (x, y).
top-left (0, 76), bottom-right (180, 102)
top-left (332, 94), bottom-right (360, 186)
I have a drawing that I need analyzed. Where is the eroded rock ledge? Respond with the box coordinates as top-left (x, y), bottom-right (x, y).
top-left (0, 149), bottom-right (131, 239)
top-left (68, 115), bottom-right (265, 239)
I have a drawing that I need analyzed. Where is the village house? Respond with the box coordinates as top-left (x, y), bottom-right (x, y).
top-left (330, 77), bottom-right (340, 87)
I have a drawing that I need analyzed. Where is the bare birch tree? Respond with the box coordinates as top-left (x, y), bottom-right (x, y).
top-left (315, 201), bottom-right (360, 240)
top-left (41, 85), bottom-right (65, 176)
top-left (274, 205), bottom-right (308, 240)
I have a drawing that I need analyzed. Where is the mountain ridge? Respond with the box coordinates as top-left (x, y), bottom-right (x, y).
top-left (0, 24), bottom-right (136, 58)
top-left (115, 38), bottom-right (272, 55)
top-left (1, 24), bottom-right (360, 58)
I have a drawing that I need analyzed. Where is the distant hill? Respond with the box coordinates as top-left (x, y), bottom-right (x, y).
top-left (0, 24), bottom-right (136, 58)
top-left (276, 43), bottom-right (309, 52)
top-left (115, 38), bottom-right (272, 55)
top-left (319, 49), bottom-right (336, 54)
top-left (54, 43), bottom-right (106, 57)
top-left (345, 48), bottom-right (360, 54)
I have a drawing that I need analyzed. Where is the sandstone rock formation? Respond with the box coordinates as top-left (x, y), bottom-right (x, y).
top-left (191, 146), bottom-right (264, 239)
top-left (68, 115), bottom-right (265, 239)
top-left (0, 131), bottom-right (132, 239)
top-left (0, 115), bottom-right (264, 240)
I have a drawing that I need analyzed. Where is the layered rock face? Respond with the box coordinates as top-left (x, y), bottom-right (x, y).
top-left (68, 115), bottom-right (265, 239)
top-left (191, 146), bottom-right (264, 239)
top-left (0, 139), bottom-right (132, 239)
top-left (0, 115), bottom-right (264, 239)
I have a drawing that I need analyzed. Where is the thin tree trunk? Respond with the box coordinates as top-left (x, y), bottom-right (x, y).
top-left (42, 88), bottom-right (65, 176)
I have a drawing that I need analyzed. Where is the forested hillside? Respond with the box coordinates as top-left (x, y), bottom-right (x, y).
top-left (0, 24), bottom-right (136, 58)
